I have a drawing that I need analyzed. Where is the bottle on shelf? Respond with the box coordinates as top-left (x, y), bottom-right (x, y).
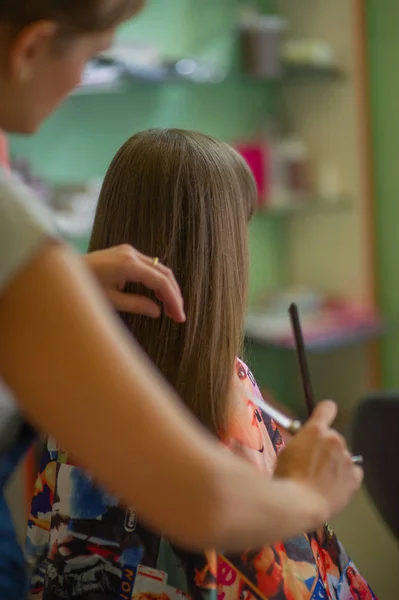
top-left (269, 138), bottom-right (309, 207)
top-left (235, 123), bottom-right (310, 210)
top-left (238, 4), bottom-right (287, 79)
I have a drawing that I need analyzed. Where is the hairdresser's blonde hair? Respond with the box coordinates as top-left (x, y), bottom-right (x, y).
top-left (89, 129), bottom-right (257, 433)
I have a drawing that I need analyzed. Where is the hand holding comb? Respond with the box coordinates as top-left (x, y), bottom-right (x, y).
top-left (288, 302), bottom-right (363, 465)
top-left (248, 303), bottom-right (362, 465)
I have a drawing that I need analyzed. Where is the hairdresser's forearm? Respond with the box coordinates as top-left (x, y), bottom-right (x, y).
top-left (0, 244), bottom-right (327, 550)
top-left (206, 456), bottom-right (328, 551)
top-left (0, 245), bottom-right (218, 539)
top-left (0, 245), bottom-right (297, 549)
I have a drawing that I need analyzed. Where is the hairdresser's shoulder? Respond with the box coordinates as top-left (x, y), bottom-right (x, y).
top-left (0, 167), bottom-right (56, 293)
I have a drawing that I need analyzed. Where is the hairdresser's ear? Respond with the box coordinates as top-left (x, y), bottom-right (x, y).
top-left (10, 21), bottom-right (58, 84)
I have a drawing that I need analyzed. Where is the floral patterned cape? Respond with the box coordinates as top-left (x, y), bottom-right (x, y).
top-left (26, 359), bottom-right (377, 600)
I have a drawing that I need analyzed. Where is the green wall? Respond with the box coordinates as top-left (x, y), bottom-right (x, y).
top-left (10, 0), bottom-right (285, 300)
top-left (10, 0), bottom-right (292, 402)
top-left (366, 0), bottom-right (399, 388)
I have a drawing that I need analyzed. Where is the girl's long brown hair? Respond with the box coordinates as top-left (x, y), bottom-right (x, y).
top-left (89, 129), bottom-right (257, 434)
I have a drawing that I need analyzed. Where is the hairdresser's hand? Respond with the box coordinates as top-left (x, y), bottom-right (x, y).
top-left (275, 401), bottom-right (363, 522)
top-left (84, 245), bottom-right (186, 322)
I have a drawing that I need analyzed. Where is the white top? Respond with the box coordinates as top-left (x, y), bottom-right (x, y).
top-left (0, 167), bottom-right (55, 452)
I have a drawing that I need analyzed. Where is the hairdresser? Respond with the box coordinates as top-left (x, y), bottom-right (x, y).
top-left (0, 0), bottom-right (362, 580)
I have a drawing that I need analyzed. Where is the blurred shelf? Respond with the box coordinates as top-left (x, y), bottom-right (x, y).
top-left (262, 198), bottom-right (352, 219)
top-left (280, 64), bottom-right (346, 83)
top-left (74, 61), bottom-right (227, 95)
top-left (53, 198), bottom-right (352, 236)
top-left (245, 308), bottom-right (384, 353)
top-left (54, 212), bottom-right (93, 238)
top-left (72, 65), bottom-right (346, 95)
top-left (73, 77), bottom-right (222, 95)
top-left (74, 80), bottom-right (129, 95)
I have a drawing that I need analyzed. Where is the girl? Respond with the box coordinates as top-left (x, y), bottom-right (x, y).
top-left (28, 129), bottom-right (372, 600)
top-left (0, 0), bottom-right (361, 565)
